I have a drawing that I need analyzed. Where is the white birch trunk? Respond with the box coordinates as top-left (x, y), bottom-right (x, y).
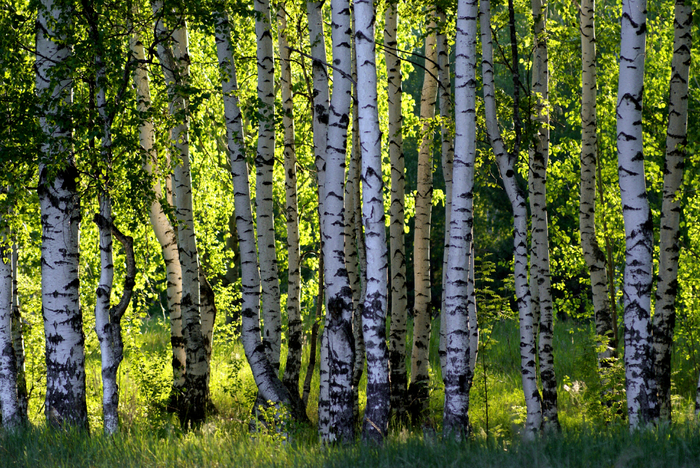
top-left (384, 1), bottom-right (408, 420)
top-left (354, 0), bottom-right (390, 442)
top-left (0, 236), bottom-right (19, 429)
top-left (530, 0), bottom-right (559, 432)
top-left (410, 25), bottom-right (438, 421)
top-left (254, 0), bottom-right (282, 371)
top-left (617, 0), bottom-right (657, 428)
top-left (653, 0), bottom-right (692, 422)
top-left (437, 13), bottom-right (454, 376)
top-left (579, 0), bottom-right (616, 365)
top-left (442, 0), bottom-right (477, 439)
top-left (479, 0), bottom-right (541, 438)
top-left (278, 4), bottom-right (303, 399)
top-left (214, 12), bottom-right (293, 413)
top-left (130, 27), bottom-right (186, 398)
top-left (36, 0), bottom-right (88, 429)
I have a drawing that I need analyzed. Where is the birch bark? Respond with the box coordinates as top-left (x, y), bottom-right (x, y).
top-left (616, 0), bottom-right (657, 428)
top-left (10, 245), bottom-right (27, 421)
top-left (653, 0), bottom-right (692, 422)
top-left (0, 236), bottom-right (19, 429)
top-left (384, 0), bottom-right (408, 420)
top-left (36, 0), bottom-right (88, 429)
top-left (479, 0), bottom-right (541, 438)
top-left (409, 24), bottom-right (438, 422)
top-left (442, 0), bottom-right (477, 439)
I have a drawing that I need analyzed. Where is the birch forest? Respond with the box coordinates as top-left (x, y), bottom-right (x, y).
top-left (2, 0), bottom-right (700, 463)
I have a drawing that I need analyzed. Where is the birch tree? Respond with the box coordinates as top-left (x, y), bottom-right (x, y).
top-left (442, 0), bottom-right (477, 439)
top-left (529, 0), bottom-right (559, 432)
top-left (409, 22), bottom-right (438, 422)
top-left (384, 0), bottom-right (408, 420)
top-left (0, 231), bottom-right (20, 429)
top-left (480, 0), bottom-right (542, 438)
top-left (278, 3), bottom-right (303, 399)
top-left (10, 245), bottom-right (27, 421)
top-left (616, 0), bottom-right (657, 428)
top-left (36, 0), bottom-right (88, 429)
top-left (653, 0), bottom-right (692, 422)
top-left (579, 0), bottom-right (616, 365)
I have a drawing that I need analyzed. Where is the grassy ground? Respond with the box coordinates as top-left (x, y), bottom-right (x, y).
top-left (2, 317), bottom-right (700, 467)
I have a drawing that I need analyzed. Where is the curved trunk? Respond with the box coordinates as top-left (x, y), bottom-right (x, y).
top-left (529, 0), bottom-right (559, 432)
top-left (442, 0), bottom-right (477, 439)
top-left (617, 0), bottom-right (656, 428)
top-left (254, 0), bottom-right (282, 371)
top-left (409, 25), bottom-right (438, 422)
top-left (480, 0), bottom-right (542, 438)
top-left (384, 1), bottom-right (408, 421)
top-left (36, 0), bottom-right (87, 429)
top-left (130, 26), bottom-right (185, 399)
top-left (653, 1), bottom-right (692, 422)
top-left (579, 0), bottom-right (616, 365)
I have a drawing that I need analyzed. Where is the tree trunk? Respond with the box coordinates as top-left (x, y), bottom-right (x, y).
top-left (480, 0), bottom-right (542, 439)
top-left (214, 11), bottom-right (294, 415)
top-left (36, 0), bottom-right (88, 429)
top-left (442, 0), bottom-right (477, 440)
top-left (10, 245), bottom-right (27, 421)
top-left (130, 24), bottom-right (186, 402)
top-left (616, 0), bottom-right (657, 428)
top-left (354, 0), bottom-right (390, 442)
top-left (653, 1), bottom-right (692, 422)
top-left (0, 234), bottom-right (20, 429)
top-left (579, 0), bottom-right (616, 366)
top-left (409, 23), bottom-right (438, 423)
top-left (529, 0), bottom-right (559, 432)
top-left (384, 0), bottom-right (408, 422)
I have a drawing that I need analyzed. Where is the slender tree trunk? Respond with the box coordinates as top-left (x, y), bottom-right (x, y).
top-left (277, 4), bottom-right (303, 400)
top-left (153, 4), bottom-right (208, 426)
top-left (436, 12), bottom-right (454, 375)
top-left (409, 23), bottom-right (438, 423)
top-left (384, 0), bottom-right (408, 422)
top-left (617, 0), bottom-right (657, 429)
top-left (10, 245), bottom-right (27, 421)
top-left (130, 25), bottom-right (186, 402)
top-left (354, 0), bottom-right (390, 442)
top-left (580, 0), bottom-right (616, 366)
top-left (480, 0), bottom-right (542, 439)
top-left (529, 0), bottom-right (559, 432)
top-left (36, 0), bottom-right (87, 429)
top-left (302, 253), bottom-right (323, 408)
top-left (199, 269), bottom-right (216, 405)
top-left (653, 1), bottom-right (692, 422)
top-left (214, 12), bottom-right (295, 415)
top-left (0, 234), bottom-right (20, 429)
top-left (442, 0), bottom-right (477, 440)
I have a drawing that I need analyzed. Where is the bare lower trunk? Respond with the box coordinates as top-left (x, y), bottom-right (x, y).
top-left (10, 245), bottom-right (27, 421)
top-left (0, 236), bottom-right (20, 429)
top-left (653, 1), bottom-right (692, 422)
top-left (409, 24), bottom-right (438, 423)
top-left (617, 0), bottom-right (657, 428)
top-left (480, 0), bottom-right (541, 438)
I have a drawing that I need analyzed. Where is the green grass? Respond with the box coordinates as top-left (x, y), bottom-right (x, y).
top-left (3, 316), bottom-right (700, 467)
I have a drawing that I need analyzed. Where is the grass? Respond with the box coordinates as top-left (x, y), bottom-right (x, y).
top-left (2, 316), bottom-right (700, 467)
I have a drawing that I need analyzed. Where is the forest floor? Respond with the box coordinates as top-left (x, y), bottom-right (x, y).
top-left (2, 318), bottom-right (700, 467)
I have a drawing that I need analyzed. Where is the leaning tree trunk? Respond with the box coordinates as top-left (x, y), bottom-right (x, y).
top-left (653, 0), bottom-right (692, 422)
top-left (480, 0), bottom-right (542, 438)
top-left (617, 0), bottom-right (657, 429)
top-left (10, 245), bottom-right (27, 421)
top-left (529, 0), bottom-right (559, 432)
top-left (214, 11), bottom-right (295, 415)
top-left (254, 0), bottom-right (282, 371)
top-left (355, 0), bottom-right (391, 443)
top-left (153, 5), bottom-right (208, 426)
top-left (36, 0), bottom-right (88, 429)
top-left (579, 0), bottom-right (616, 366)
top-left (0, 232), bottom-right (20, 429)
top-left (384, 0), bottom-right (408, 422)
top-left (316, 0), bottom-right (356, 443)
top-left (409, 23), bottom-right (438, 423)
top-left (130, 24), bottom-right (186, 401)
top-left (442, 0), bottom-right (477, 440)
top-left (277, 4), bottom-right (303, 400)
top-left (436, 12), bottom-right (453, 375)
